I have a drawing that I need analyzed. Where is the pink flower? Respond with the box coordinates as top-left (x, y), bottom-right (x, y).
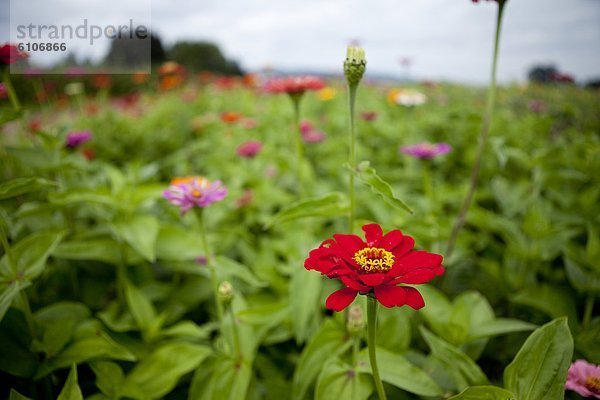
top-left (0, 83), bottom-right (6, 99)
top-left (299, 120), bottom-right (326, 143)
top-left (236, 140), bottom-right (263, 158)
top-left (400, 143), bottom-right (452, 159)
top-left (264, 76), bottom-right (326, 95)
top-left (65, 131), bottom-right (92, 149)
top-left (566, 360), bottom-right (600, 398)
top-left (299, 120), bottom-right (314, 135)
top-left (163, 176), bottom-right (227, 215)
top-left (302, 130), bottom-right (326, 143)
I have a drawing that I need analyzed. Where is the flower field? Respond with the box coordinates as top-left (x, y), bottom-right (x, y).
top-left (1, 35), bottom-right (600, 400)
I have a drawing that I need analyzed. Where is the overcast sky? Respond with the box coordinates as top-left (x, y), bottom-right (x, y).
top-left (3, 0), bottom-right (600, 83)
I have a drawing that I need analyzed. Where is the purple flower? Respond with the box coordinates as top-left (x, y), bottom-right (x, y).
top-left (65, 131), bottom-right (92, 149)
top-left (400, 143), bottom-right (452, 159)
top-left (566, 360), bottom-right (600, 398)
top-left (236, 140), bottom-right (263, 158)
top-left (163, 176), bottom-right (227, 215)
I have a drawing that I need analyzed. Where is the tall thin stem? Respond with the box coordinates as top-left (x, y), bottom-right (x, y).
top-left (347, 84), bottom-right (358, 234)
top-left (367, 297), bottom-right (387, 400)
top-left (197, 209), bottom-right (224, 326)
top-left (229, 307), bottom-right (242, 359)
top-left (446, 0), bottom-right (506, 259)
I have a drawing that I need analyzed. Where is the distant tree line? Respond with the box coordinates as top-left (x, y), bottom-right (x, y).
top-left (103, 31), bottom-right (243, 75)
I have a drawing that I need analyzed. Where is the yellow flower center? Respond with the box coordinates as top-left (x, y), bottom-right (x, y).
top-left (586, 376), bottom-right (600, 393)
top-left (192, 189), bottom-right (202, 198)
top-left (353, 247), bottom-right (395, 273)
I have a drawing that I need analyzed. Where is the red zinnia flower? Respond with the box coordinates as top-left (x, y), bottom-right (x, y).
top-left (0, 44), bottom-right (28, 65)
top-left (264, 76), bottom-right (326, 95)
top-left (305, 224), bottom-right (444, 311)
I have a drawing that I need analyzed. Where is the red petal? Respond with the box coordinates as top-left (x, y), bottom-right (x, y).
top-left (340, 275), bottom-right (370, 291)
top-left (379, 229), bottom-right (404, 250)
top-left (393, 235), bottom-right (415, 258)
top-left (362, 224), bottom-right (383, 247)
top-left (394, 250), bottom-right (443, 275)
top-left (396, 268), bottom-right (438, 284)
top-left (374, 285), bottom-right (407, 308)
top-left (325, 288), bottom-right (358, 311)
top-left (403, 287), bottom-right (425, 310)
top-left (358, 273), bottom-right (387, 287)
top-left (332, 234), bottom-right (365, 264)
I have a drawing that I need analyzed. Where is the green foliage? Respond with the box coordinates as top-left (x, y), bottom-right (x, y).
top-left (504, 318), bottom-right (573, 400)
top-left (0, 76), bottom-right (598, 399)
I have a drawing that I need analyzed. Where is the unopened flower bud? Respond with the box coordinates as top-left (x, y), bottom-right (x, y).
top-left (346, 304), bottom-right (365, 334)
top-left (344, 46), bottom-right (367, 86)
top-left (218, 281), bottom-right (234, 303)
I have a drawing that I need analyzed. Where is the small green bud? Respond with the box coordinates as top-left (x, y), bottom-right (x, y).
top-left (218, 281), bottom-right (234, 303)
top-left (346, 304), bottom-right (365, 335)
top-left (344, 46), bottom-right (367, 86)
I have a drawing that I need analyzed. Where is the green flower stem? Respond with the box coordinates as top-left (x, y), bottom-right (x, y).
top-left (583, 295), bottom-right (595, 329)
top-left (347, 83), bottom-right (358, 234)
top-left (291, 94), bottom-right (305, 197)
top-left (446, 0), bottom-right (506, 259)
top-left (2, 68), bottom-right (22, 111)
top-left (367, 297), bottom-right (387, 400)
top-left (17, 291), bottom-right (36, 338)
top-left (197, 209), bottom-right (224, 326)
top-left (0, 219), bottom-right (16, 275)
top-left (229, 307), bottom-right (242, 359)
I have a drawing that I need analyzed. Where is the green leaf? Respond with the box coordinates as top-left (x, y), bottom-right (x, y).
top-left (111, 215), bottom-right (159, 262)
top-left (57, 365), bottom-right (83, 400)
top-left (265, 192), bottom-right (348, 228)
top-left (118, 342), bottom-right (212, 400)
top-left (0, 177), bottom-right (56, 200)
top-left (155, 224), bottom-right (203, 261)
top-left (351, 161), bottom-right (413, 214)
top-left (420, 327), bottom-right (489, 391)
top-left (37, 323), bottom-right (136, 378)
top-left (469, 319), bottom-right (537, 341)
top-left (564, 244), bottom-right (600, 294)
top-left (124, 281), bottom-right (158, 340)
top-left (449, 386), bottom-right (516, 400)
top-left (357, 348), bottom-right (444, 396)
top-left (292, 319), bottom-right (352, 400)
top-left (48, 189), bottom-right (120, 208)
top-left (315, 360), bottom-right (372, 400)
top-left (0, 309), bottom-right (38, 378)
top-left (504, 317), bottom-right (573, 400)
top-left (159, 320), bottom-right (213, 340)
top-left (510, 284), bottom-right (578, 329)
top-left (0, 231), bottom-right (65, 280)
top-left (9, 389), bottom-right (32, 400)
top-left (89, 361), bottom-right (124, 398)
top-left (0, 281), bottom-right (29, 324)
top-left (214, 256), bottom-right (266, 288)
top-left (53, 238), bottom-right (127, 265)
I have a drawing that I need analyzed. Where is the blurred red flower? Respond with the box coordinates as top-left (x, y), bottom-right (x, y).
top-left (264, 76), bottom-right (325, 95)
top-left (305, 224), bottom-right (444, 311)
top-left (0, 44), bottom-right (28, 64)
